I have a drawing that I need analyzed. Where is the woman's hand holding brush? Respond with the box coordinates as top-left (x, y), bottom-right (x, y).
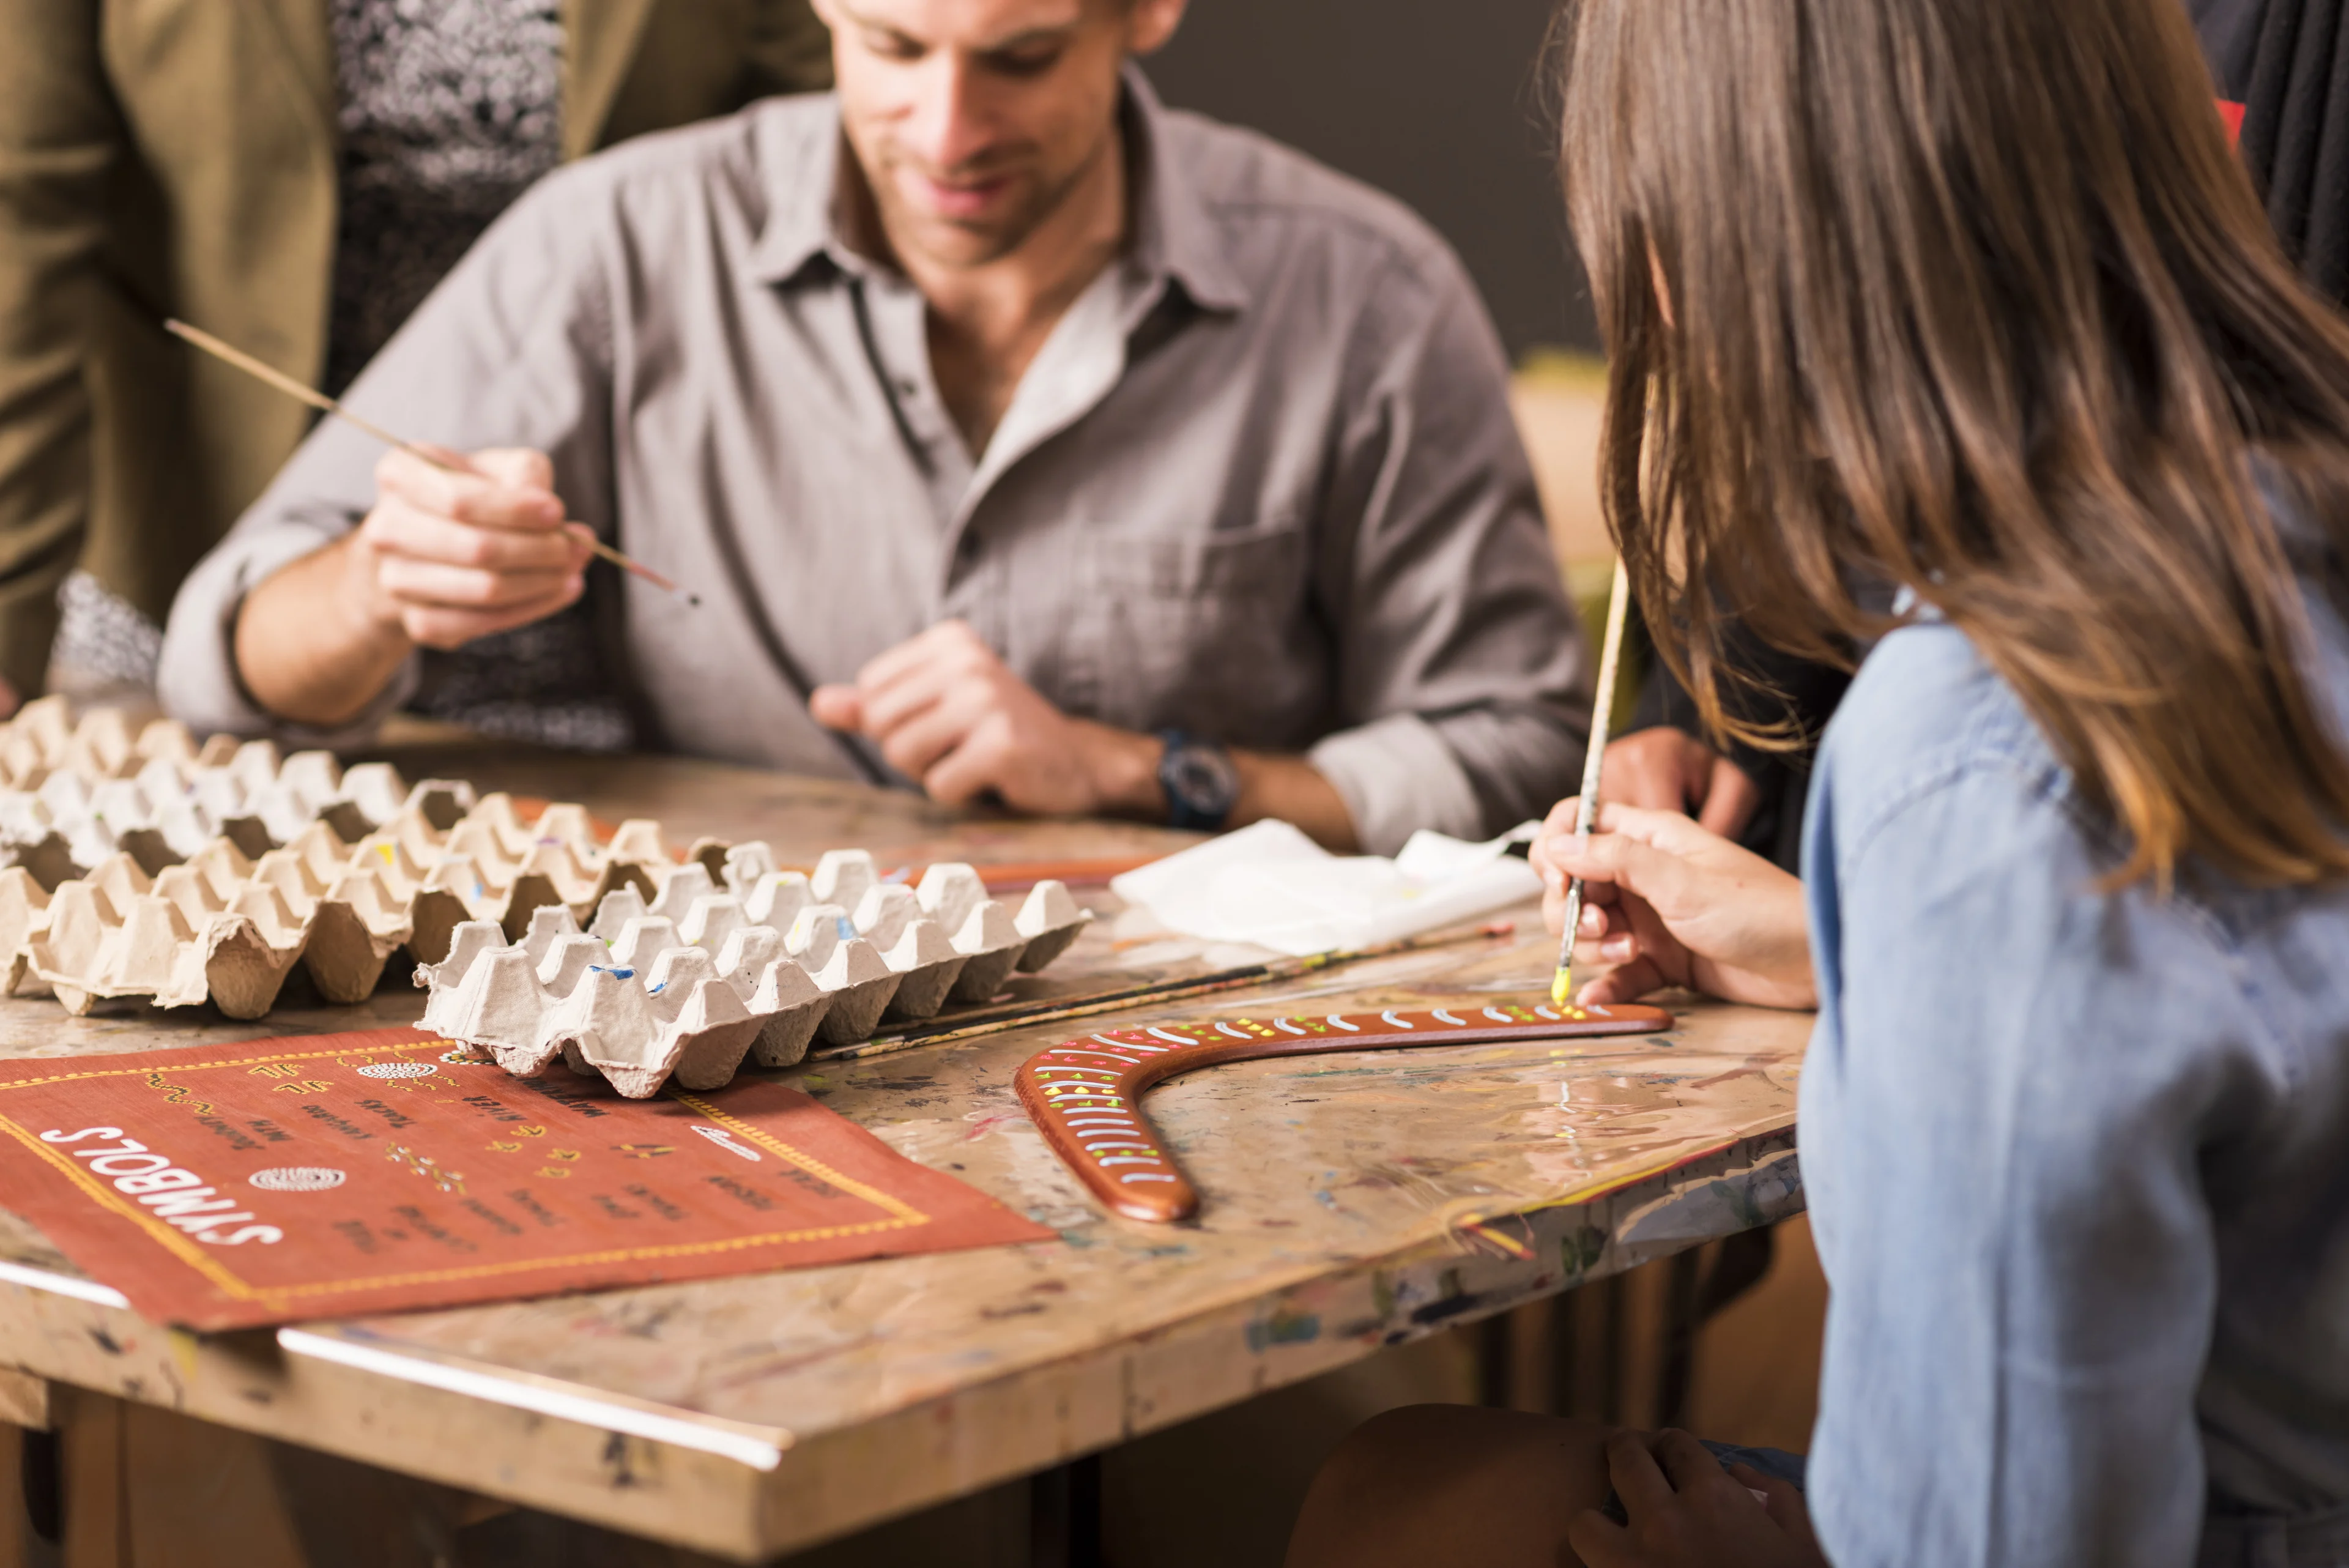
top-left (1532, 799), bottom-right (1818, 1011)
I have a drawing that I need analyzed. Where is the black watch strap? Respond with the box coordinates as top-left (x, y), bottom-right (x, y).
top-left (1157, 730), bottom-right (1240, 831)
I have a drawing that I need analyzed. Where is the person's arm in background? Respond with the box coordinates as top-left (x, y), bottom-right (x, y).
top-left (1304, 244), bottom-right (1592, 855)
top-left (0, 0), bottom-right (119, 713)
top-left (1603, 617), bottom-right (1855, 869)
top-left (158, 168), bottom-right (614, 744)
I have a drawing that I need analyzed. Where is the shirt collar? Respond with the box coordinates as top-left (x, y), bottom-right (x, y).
top-left (749, 65), bottom-right (1251, 317)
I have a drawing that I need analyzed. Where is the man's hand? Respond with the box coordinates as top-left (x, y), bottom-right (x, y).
top-left (1601, 727), bottom-right (1764, 841)
top-left (340, 446), bottom-right (591, 650)
top-left (1532, 800), bottom-right (1815, 1010)
top-left (1567, 1431), bottom-right (1828, 1568)
top-left (809, 622), bottom-right (1365, 845)
top-left (235, 445), bottom-right (592, 727)
top-left (809, 621), bottom-right (1163, 815)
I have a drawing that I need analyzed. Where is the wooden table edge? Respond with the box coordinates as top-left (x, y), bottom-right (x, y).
top-left (0, 1123), bottom-right (1800, 1561)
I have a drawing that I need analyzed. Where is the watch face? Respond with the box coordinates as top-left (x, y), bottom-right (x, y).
top-left (1167, 742), bottom-right (1241, 817)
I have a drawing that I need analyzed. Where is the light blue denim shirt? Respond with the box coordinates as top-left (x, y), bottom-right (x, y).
top-left (1799, 540), bottom-right (2349, 1565)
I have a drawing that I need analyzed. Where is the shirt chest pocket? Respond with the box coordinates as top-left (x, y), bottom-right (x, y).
top-left (1064, 521), bottom-right (1325, 744)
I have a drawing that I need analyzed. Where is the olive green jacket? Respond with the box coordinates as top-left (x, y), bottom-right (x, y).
top-left (0, 0), bottom-right (833, 697)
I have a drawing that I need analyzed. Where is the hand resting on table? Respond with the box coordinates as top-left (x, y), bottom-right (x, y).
top-left (1532, 800), bottom-right (1815, 1010)
top-left (809, 620), bottom-right (1167, 815)
top-left (809, 620), bottom-right (1364, 848)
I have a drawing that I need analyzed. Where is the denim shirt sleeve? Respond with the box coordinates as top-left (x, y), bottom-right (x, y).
top-left (1797, 623), bottom-right (2279, 1568)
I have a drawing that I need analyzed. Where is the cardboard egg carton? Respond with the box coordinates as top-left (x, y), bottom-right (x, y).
top-left (724, 846), bottom-right (1091, 979)
top-left (423, 877), bottom-right (913, 1062)
top-left (346, 793), bottom-right (672, 964)
top-left (0, 703), bottom-right (472, 888)
top-left (0, 697), bottom-right (196, 792)
top-left (0, 706), bottom-right (1099, 1036)
top-left (16, 749), bottom-right (450, 879)
top-left (0, 823), bottom-right (416, 1017)
top-left (413, 851), bottom-right (1096, 1093)
top-left (0, 790), bottom-right (681, 1020)
top-left (418, 905), bottom-right (835, 1097)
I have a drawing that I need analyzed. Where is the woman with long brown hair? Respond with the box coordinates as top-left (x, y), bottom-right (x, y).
top-left (1284, 0), bottom-right (2349, 1562)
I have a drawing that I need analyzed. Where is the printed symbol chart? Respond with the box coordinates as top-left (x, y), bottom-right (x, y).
top-left (0, 1028), bottom-right (1050, 1329)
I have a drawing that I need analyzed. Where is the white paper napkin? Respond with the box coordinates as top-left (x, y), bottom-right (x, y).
top-left (1110, 819), bottom-right (1544, 957)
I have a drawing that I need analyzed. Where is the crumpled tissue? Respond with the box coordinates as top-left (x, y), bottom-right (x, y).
top-left (1109, 818), bottom-right (1544, 957)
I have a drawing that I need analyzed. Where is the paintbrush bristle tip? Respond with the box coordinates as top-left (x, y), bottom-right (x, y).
top-left (1551, 968), bottom-right (1575, 1009)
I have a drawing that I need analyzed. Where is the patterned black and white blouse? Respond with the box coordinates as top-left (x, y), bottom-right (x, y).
top-left (58, 0), bottom-right (632, 752)
top-left (324, 0), bottom-right (565, 395)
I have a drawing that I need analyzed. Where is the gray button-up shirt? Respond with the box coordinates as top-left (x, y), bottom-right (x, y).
top-left (160, 72), bottom-right (1591, 853)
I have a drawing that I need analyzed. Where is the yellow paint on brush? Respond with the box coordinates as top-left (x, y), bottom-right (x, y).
top-left (1551, 966), bottom-right (1575, 1008)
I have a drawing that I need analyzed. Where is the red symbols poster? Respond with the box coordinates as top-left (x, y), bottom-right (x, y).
top-left (0, 1029), bottom-right (1050, 1329)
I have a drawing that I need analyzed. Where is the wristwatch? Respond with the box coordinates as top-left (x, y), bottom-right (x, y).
top-left (1157, 730), bottom-right (1241, 832)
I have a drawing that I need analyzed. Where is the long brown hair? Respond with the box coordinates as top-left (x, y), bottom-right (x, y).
top-left (1557, 0), bottom-right (2349, 885)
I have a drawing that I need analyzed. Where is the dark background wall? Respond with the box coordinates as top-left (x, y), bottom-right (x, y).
top-left (1144, 0), bottom-right (1599, 358)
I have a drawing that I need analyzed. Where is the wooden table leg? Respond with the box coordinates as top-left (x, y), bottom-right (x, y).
top-left (1027, 1455), bottom-right (1102, 1568)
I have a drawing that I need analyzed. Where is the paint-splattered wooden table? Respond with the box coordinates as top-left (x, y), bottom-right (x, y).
top-left (0, 746), bottom-right (1809, 1562)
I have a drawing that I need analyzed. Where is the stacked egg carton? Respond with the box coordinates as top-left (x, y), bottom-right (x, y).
top-left (0, 788), bottom-right (685, 1020)
top-left (414, 845), bottom-right (1094, 1097)
top-left (0, 702), bottom-right (1096, 1047)
top-left (0, 697), bottom-right (468, 888)
top-left (343, 792), bottom-right (680, 964)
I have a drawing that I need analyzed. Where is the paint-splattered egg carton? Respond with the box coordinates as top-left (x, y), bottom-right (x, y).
top-left (413, 849), bottom-right (1094, 1094)
top-left (344, 792), bottom-right (681, 962)
top-left (415, 904), bottom-right (835, 1098)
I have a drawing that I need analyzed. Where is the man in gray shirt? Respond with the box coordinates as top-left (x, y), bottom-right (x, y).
top-left (163, 0), bottom-right (1589, 855)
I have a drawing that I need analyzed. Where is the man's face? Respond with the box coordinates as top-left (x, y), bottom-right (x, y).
top-left (818, 0), bottom-right (1181, 269)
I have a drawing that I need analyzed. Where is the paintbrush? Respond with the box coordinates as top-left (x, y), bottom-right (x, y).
top-left (822, 917), bottom-right (1521, 1061)
top-left (164, 319), bottom-right (702, 606)
top-left (1552, 557), bottom-right (1633, 1009)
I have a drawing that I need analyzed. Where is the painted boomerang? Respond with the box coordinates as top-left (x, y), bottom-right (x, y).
top-left (1014, 998), bottom-right (1674, 1222)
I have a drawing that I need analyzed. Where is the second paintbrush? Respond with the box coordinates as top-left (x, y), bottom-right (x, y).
top-left (1552, 557), bottom-right (1633, 1008)
top-left (165, 318), bottom-right (702, 607)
